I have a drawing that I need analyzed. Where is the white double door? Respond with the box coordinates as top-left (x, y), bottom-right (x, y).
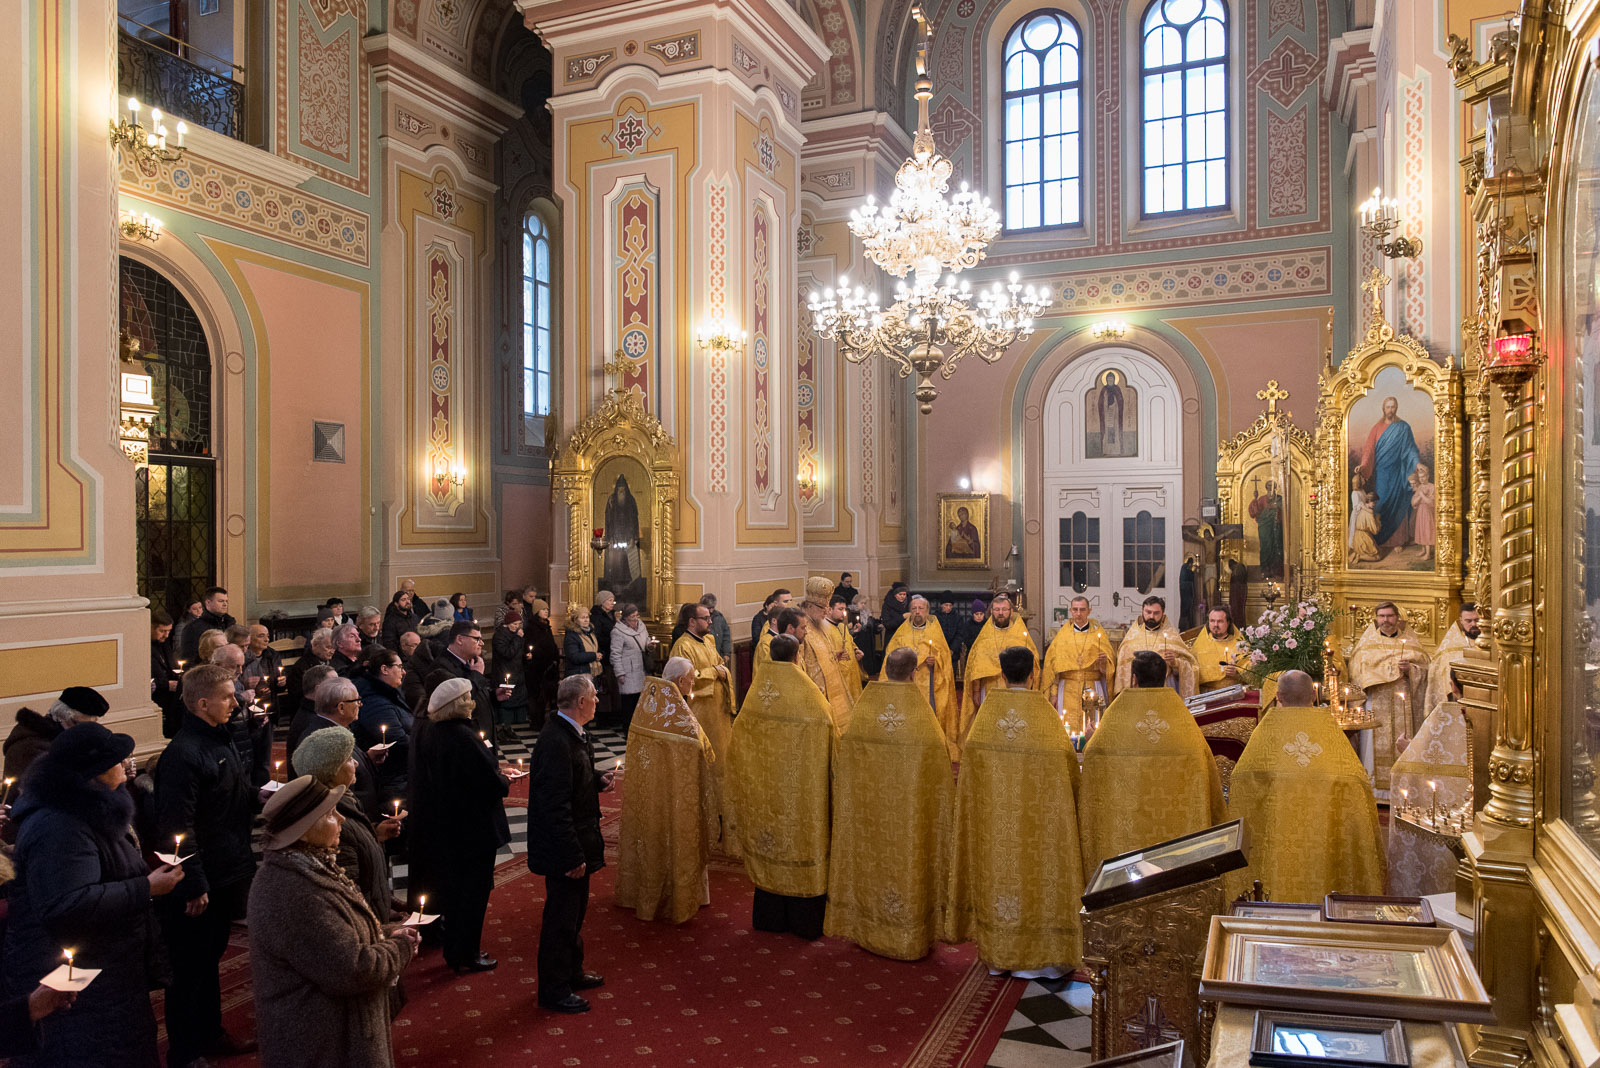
top-left (1046, 480), bottom-right (1181, 628)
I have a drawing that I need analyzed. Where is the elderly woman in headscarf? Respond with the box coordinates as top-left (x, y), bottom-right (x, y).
top-left (2, 723), bottom-right (186, 1066)
top-left (406, 678), bottom-right (510, 973)
top-left (248, 776), bottom-right (418, 1068)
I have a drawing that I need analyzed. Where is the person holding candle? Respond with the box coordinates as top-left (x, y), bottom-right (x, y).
top-left (823, 592), bottom-right (866, 703)
top-left (1038, 596), bottom-right (1115, 732)
top-left (421, 621), bottom-right (502, 749)
top-left (2, 723), bottom-right (185, 1066)
top-left (609, 603), bottom-right (652, 733)
top-left (354, 647), bottom-right (414, 794)
top-left (2, 687), bottom-right (108, 796)
top-left (491, 607), bottom-right (530, 726)
top-left (248, 776), bottom-right (419, 1068)
top-left (292, 729), bottom-right (407, 927)
top-left (151, 609), bottom-right (187, 737)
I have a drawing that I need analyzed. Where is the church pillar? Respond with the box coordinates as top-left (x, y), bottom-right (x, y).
top-left (0, 1), bottom-right (161, 745)
top-left (524, 0), bottom-right (827, 631)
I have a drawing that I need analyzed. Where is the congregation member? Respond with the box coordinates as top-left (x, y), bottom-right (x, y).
top-left (701, 593), bottom-right (734, 660)
top-left (1112, 596), bottom-right (1200, 697)
top-left (3, 687), bottom-right (107, 790)
top-left (397, 632), bottom-right (431, 707)
top-left (826, 648), bottom-right (952, 960)
top-left (882, 594), bottom-right (958, 757)
top-left (730, 635), bottom-right (833, 939)
top-left (381, 590), bottom-right (419, 651)
top-left (1424, 603), bottom-right (1482, 721)
top-left (285, 664), bottom-right (338, 757)
top-left (1038, 596), bottom-right (1114, 731)
top-left (2, 723), bottom-right (185, 1066)
top-left (422, 621), bottom-right (503, 743)
top-left (880, 582), bottom-right (911, 640)
top-left (953, 599), bottom-right (988, 668)
top-left (1080, 651), bottom-right (1226, 876)
top-left (562, 604), bottom-right (604, 681)
top-left (244, 624), bottom-right (284, 707)
top-left (1348, 600), bottom-right (1429, 799)
top-left (291, 728), bottom-right (407, 924)
top-left (958, 594), bottom-right (1037, 748)
top-left (946, 646), bottom-right (1086, 978)
top-left (933, 591), bottom-right (961, 646)
top-left (323, 597), bottom-right (349, 628)
top-left (284, 627), bottom-right (335, 713)
top-left (356, 606), bottom-right (384, 650)
top-left (155, 663), bottom-right (259, 1067)
top-left (524, 599), bottom-right (561, 726)
top-left (492, 608), bottom-right (530, 726)
top-left (591, 591), bottom-right (619, 720)
top-left (287, 676), bottom-right (383, 815)
top-left (248, 776), bottom-right (419, 1068)
top-left (331, 623), bottom-right (365, 677)
top-left (353, 647), bottom-right (414, 793)
top-left (170, 598), bottom-right (204, 662)
top-left (210, 641), bottom-right (273, 788)
top-left (1225, 670), bottom-right (1385, 903)
top-left (1190, 607), bottom-right (1245, 693)
top-left (609, 602), bottom-right (652, 731)
top-left (417, 598), bottom-right (457, 656)
top-left (823, 592), bottom-right (865, 701)
top-left (836, 571), bottom-right (860, 607)
top-left (408, 678), bottom-right (510, 974)
top-left (527, 675), bottom-right (608, 1013)
top-left (749, 587), bottom-right (792, 645)
top-left (179, 585), bottom-right (235, 662)
top-left (151, 610), bottom-right (185, 736)
top-left (614, 660), bottom-right (716, 923)
top-left (799, 576), bottom-right (855, 732)
top-left (449, 592), bottom-right (473, 622)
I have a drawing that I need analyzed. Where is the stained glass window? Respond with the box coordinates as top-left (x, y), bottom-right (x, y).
top-left (1140, 0), bottom-right (1228, 215)
top-left (521, 211), bottom-right (553, 416)
top-left (1002, 11), bottom-right (1083, 230)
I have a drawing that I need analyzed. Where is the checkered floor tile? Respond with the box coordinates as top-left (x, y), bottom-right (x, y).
top-left (987, 979), bottom-right (1096, 1068)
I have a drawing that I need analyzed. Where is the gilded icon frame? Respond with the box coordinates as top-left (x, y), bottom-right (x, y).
top-left (936, 492), bottom-right (991, 569)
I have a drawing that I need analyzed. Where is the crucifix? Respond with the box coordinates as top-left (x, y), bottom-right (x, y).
top-left (1361, 266), bottom-right (1391, 326)
top-left (1255, 379), bottom-right (1289, 414)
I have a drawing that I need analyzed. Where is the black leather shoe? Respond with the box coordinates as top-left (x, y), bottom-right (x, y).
top-left (572, 972), bottom-right (605, 990)
top-left (206, 1031), bottom-right (257, 1056)
top-left (451, 954), bottom-right (498, 973)
top-left (539, 994), bottom-right (591, 1014)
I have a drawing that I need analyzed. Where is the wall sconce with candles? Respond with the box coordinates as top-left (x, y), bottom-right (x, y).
top-left (695, 319), bottom-right (746, 353)
top-left (1357, 188), bottom-right (1423, 259)
top-left (119, 209), bottom-right (163, 244)
top-left (1089, 320), bottom-right (1127, 342)
top-left (797, 465), bottom-right (819, 495)
top-left (109, 96), bottom-right (187, 168)
top-left (432, 459), bottom-right (465, 488)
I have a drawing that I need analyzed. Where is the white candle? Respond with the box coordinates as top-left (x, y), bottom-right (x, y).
top-left (174, 833), bottom-right (184, 855)
top-left (392, 799), bottom-right (401, 818)
top-left (418, 894), bottom-right (427, 914)
top-left (63, 948), bottom-right (74, 981)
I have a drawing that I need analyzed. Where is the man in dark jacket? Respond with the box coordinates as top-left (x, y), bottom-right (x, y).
top-left (702, 594), bottom-right (734, 660)
top-left (527, 674), bottom-right (609, 1014)
top-left (178, 586), bottom-right (236, 664)
top-left (286, 674), bottom-right (383, 817)
top-left (423, 621), bottom-right (504, 745)
top-left (154, 663), bottom-right (258, 1066)
top-left (152, 610), bottom-right (186, 737)
top-left (330, 622), bottom-right (365, 677)
top-left (933, 591), bottom-right (961, 647)
top-left (750, 588), bottom-right (792, 646)
top-left (282, 627), bottom-right (334, 714)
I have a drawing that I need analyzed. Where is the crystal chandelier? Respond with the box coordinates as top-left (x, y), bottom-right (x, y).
top-left (809, 7), bottom-right (1049, 414)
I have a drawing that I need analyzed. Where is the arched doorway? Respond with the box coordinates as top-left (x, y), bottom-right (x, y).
top-left (1042, 347), bottom-right (1183, 628)
top-left (118, 257), bottom-right (216, 619)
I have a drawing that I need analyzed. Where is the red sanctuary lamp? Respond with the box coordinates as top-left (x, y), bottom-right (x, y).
top-left (1490, 331), bottom-right (1536, 369)
top-left (591, 528), bottom-right (607, 555)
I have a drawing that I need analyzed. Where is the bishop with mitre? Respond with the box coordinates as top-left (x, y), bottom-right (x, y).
top-left (1038, 595), bottom-right (1114, 731)
top-left (669, 600), bottom-right (740, 854)
top-left (1113, 596), bottom-right (1199, 697)
top-left (958, 594), bottom-right (1038, 748)
top-left (883, 594), bottom-right (959, 757)
top-left (1224, 670), bottom-right (1385, 903)
top-left (947, 647), bottom-right (1086, 978)
top-left (1190, 607), bottom-right (1245, 693)
top-left (614, 660), bottom-right (718, 923)
top-left (1080, 650), bottom-right (1226, 875)
top-left (729, 634), bottom-right (834, 939)
top-left (800, 576), bottom-right (856, 734)
top-left (826, 648), bottom-right (953, 960)
top-left (1347, 600), bottom-right (1429, 798)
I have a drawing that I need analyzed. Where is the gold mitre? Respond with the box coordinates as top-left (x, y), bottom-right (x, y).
top-left (804, 575), bottom-right (835, 608)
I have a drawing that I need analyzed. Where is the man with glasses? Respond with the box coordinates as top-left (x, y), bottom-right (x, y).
top-left (285, 676), bottom-right (384, 816)
top-left (424, 620), bottom-right (507, 748)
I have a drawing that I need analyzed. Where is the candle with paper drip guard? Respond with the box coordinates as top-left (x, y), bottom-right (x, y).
top-left (63, 948), bottom-right (74, 982)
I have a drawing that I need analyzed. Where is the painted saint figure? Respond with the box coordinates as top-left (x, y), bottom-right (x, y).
top-left (1357, 395), bottom-right (1421, 548)
top-left (603, 475), bottom-right (643, 601)
top-left (1248, 480), bottom-right (1285, 579)
top-left (945, 507), bottom-right (981, 560)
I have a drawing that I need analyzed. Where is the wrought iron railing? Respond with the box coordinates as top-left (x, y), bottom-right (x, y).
top-left (116, 21), bottom-right (244, 140)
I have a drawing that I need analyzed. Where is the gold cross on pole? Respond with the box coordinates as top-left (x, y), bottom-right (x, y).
top-left (1256, 380), bottom-right (1289, 413)
top-left (1360, 266), bottom-right (1390, 323)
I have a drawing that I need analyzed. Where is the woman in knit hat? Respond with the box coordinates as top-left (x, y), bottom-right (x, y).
top-left (405, 678), bottom-right (511, 973)
top-left (291, 729), bottom-right (405, 924)
top-left (2, 723), bottom-right (185, 1066)
top-left (524, 599), bottom-right (559, 726)
top-left (491, 608), bottom-right (529, 725)
top-left (247, 776), bottom-right (418, 1068)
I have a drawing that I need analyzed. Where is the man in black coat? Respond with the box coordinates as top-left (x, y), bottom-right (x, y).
top-left (423, 621), bottom-right (506, 746)
top-left (330, 623), bottom-right (365, 678)
top-left (526, 675), bottom-right (610, 1014)
top-left (285, 674), bottom-right (384, 817)
top-left (154, 663), bottom-right (258, 1066)
top-left (750, 588), bottom-right (792, 646)
top-left (178, 586), bottom-right (236, 664)
top-left (151, 610), bottom-right (186, 738)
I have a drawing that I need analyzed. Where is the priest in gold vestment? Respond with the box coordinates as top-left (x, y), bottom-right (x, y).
top-left (1348, 601), bottom-right (1429, 798)
top-left (1081, 650), bottom-right (1226, 876)
top-left (615, 662), bottom-right (718, 923)
top-left (729, 634), bottom-right (834, 938)
top-left (826, 648), bottom-right (953, 960)
top-left (1190, 607), bottom-right (1245, 693)
top-left (1224, 671), bottom-right (1385, 903)
top-left (800, 576), bottom-right (855, 734)
top-left (1112, 596), bottom-right (1199, 697)
top-left (947, 647), bottom-right (1086, 976)
top-left (1038, 596), bottom-right (1114, 731)
top-left (1422, 604), bottom-right (1481, 722)
top-left (824, 592), bottom-right (865, 702)
top-left (669, 601), bottom-right (739, 854)
top-left (884, 595), bottom-right (959, 757)
top-left (958, 595), bottom-right (1038, 748)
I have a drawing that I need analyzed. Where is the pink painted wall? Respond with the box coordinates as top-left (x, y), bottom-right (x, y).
top-left (239, 260), bottom-right (366, 588)
top-left (1185, 317), bottom-right (1324, 437)
top-left (500, 482), bottom-right (552, 592)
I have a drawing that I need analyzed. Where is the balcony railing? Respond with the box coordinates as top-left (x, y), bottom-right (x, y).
top-left (116, 19), bottom-right (244, 141)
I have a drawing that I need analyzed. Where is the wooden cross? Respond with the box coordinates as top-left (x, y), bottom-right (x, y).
top-left (1256, 380), bottom-right (1289, 413)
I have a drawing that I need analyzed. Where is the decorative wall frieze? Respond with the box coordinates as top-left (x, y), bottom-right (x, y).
top-left (565, 47), bottom-right (616, 83)
top-left (1039, 249), bottom-right (1331, 312)
top-left (645, 32), bottom-right (700, 64)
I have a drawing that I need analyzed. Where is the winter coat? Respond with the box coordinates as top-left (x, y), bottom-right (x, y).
top-left (353, 676), bottom-right (412, 792)
top-left (179, 607), bottom-right (235, 662)
top-left (406, 717), bottom-right (511, 902)
top-left (562, 626), bottom-right (602, 678)
top-left (248, 847), bottom-right (413, 1068)
top-left (380, 605), bottom-right (417, 652)
top-left (709, 609), bottom-right (734, 660)
top-left (334, 793), bottom-right (396, 924)
top-left (1, 709), bottom-right (61, 790)
top-left (610, 622), bottom-right (651, 695)
top-left (153, 712), bottom-right (256, 902)
top-left (491, 627), bottom-right (528, 699)
top-left (2, 762), bottom-right (162, 1067)
top-left (526, 714), bottom-right (604, 877)
top-left (152, 639), bottom-right (185, 737)
top-left (284, 652), bottom-right (333, 717)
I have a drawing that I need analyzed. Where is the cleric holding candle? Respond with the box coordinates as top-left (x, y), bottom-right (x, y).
top-left (2, 722), bottom-right (185, 1066)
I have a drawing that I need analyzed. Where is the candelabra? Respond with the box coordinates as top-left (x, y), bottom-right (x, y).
top-left (118, 209), bottom-right (163, 244)
top-left (109, 97), bottom-right (187, 168)
top-left (1089, 320), bottom-right (1127, 342)
top-left (1357, 188), bottom-right (1422, 259)
top-left (695, 319), bottom-right (745, 353)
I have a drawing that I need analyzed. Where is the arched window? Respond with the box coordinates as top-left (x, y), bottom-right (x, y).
top-left (521, 210), bottom-right (553, 416)
top-left (1002, 11), bottom-right (1083, 231)
top-left (1140, 0), bottom-right (1228, 215)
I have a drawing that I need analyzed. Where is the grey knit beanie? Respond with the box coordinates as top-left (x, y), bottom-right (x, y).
top-left (291, 726), bottom-right (355, 785)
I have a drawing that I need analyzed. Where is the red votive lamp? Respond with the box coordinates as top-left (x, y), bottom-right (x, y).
top-left (1491, 332), bottom-right (1535, 367)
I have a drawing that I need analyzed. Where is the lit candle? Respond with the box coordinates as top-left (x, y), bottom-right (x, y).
top-left (63, 948), bottom-right (74, 982)
top-left (418, 894), bottom-right (427, 914)
top-left (393, 799), bottom-right (401, 819)
top-left (273, 760), bottom-right (282, 780)
top-left (1399, 788), bottom-right (1409, 819)
top-left (1427, 779), bottom-right (1438, 827)
top-left (380, 723), bottom-right (388, 741)
top-left (0, 776), bottom-right (14, 807)
top-left (174, 833), bottom-right (184, 855)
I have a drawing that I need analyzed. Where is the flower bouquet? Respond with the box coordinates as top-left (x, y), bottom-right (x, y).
top-left (1238, 596), bottom-right (1335, 686)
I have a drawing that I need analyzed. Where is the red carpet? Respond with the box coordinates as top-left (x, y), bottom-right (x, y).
top-left (157, 777), bottom-right (1023, 1067)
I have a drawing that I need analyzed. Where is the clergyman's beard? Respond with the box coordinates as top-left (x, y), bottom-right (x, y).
top-left (1143, 616), bottom-right (1162, 631)
top-left (1465, 625), bottom-right (1481, 640)
top-left (993, 616), bottom-right (1011, 629)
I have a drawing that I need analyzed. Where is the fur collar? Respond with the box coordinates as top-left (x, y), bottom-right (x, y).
top-left (16, 754), bottom-right (135, 839)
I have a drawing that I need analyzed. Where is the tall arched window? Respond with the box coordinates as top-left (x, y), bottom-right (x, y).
top-left (1002, 11), bottom-right (1082, 231)
top-left (521, 210), bottom-right (553, 416)
top-left (1140, 0), bottom-right (1228, 215)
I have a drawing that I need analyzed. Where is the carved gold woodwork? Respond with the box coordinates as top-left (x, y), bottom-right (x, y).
top-left (1083, 877), bottom-right (1221, 1061)
top-left (1215, 379), bottom-right (1314, 624)
top-left (1313, 268), bottom-right (1464, 649)
top-left (549, 386), bottom-right (682, 634)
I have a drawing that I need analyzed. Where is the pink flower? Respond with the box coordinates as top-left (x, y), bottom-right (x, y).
top-left (1252, 650), bottom-right (1267, 663)
top-left (1286, 637), bottom-right (1298, 649)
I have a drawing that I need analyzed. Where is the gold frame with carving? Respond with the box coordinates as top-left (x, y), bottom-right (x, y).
top-left (1216, 380), bottom-right (1315, 627)
top-left (549, 387), bottom-right (681, 635)
top-left (1313, 270), bottom-right (1463, 647)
